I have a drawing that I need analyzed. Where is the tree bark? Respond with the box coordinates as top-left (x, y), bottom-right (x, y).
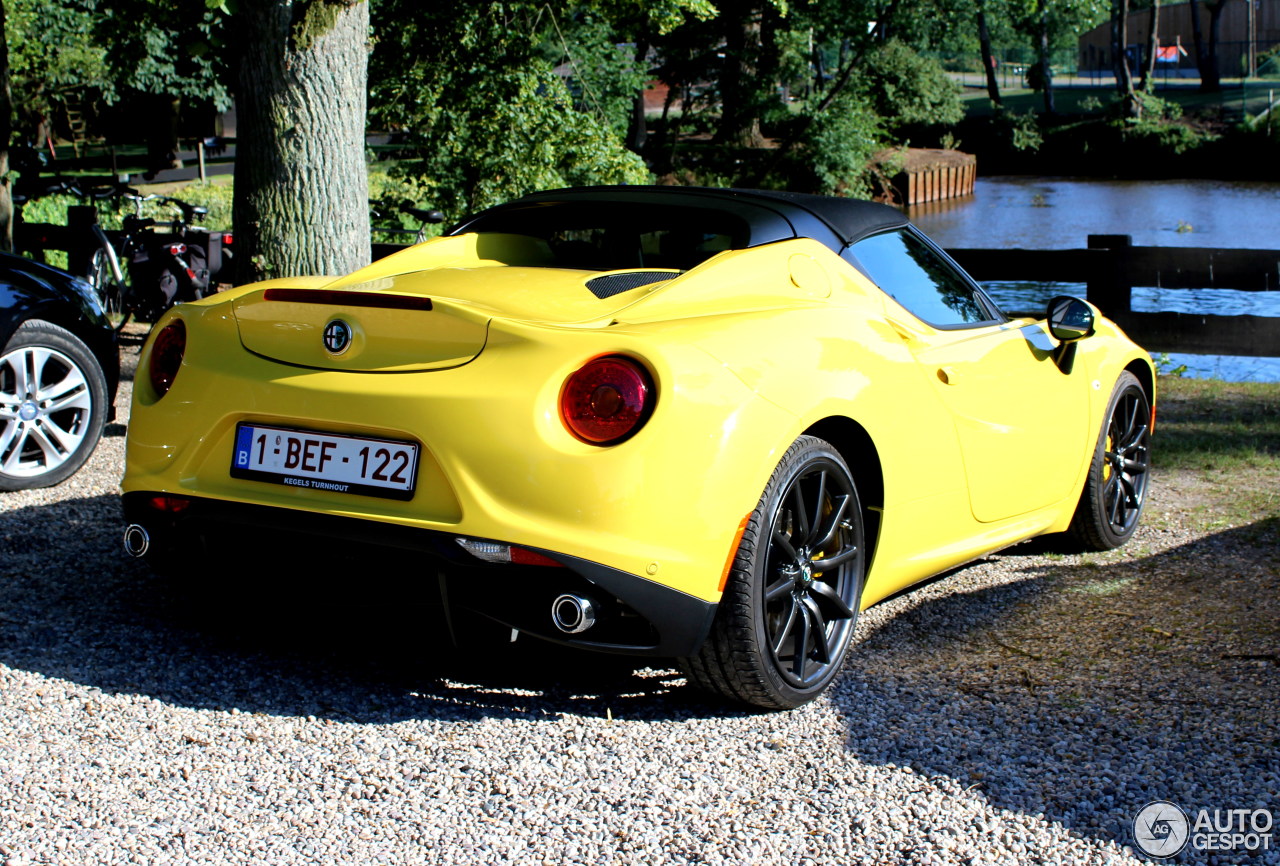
top-left (233, 0), bottom-right (370, 284)
top-left (0, 1), bottom-right (13, 253)
top-left (1140, 0), bottom-right (1161, 90)
top-left (977, 0), bottom-right (1002, 107)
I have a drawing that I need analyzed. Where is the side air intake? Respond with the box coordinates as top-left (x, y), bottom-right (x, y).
top-left (585, 272), bottom-right (675, 300)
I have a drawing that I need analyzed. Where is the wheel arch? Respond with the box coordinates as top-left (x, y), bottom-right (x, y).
top-left (802, 415), bottom-right (884, 571)
top-left (1125, 357), bottom-right (1155, 410)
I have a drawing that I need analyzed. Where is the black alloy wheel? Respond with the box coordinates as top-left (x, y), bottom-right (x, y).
top-left (1068, 371), bottom-right (1151, 550)
top-left (683, 435), bottom-right (866, 710)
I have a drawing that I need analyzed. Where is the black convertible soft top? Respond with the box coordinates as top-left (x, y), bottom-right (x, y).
top-left (451, 186), bottom-right (909, 256)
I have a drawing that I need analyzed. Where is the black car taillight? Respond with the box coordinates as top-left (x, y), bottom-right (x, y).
top-left (559, 355), bottom-right (654, 445)
top-left (149, 319), bottom-right (186, 397)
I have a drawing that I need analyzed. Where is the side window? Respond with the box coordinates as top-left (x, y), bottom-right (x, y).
top-left (843, 229), bottom-right (998, 327)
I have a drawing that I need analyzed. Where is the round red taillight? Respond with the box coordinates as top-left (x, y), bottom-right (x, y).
top-left (149, 319), bottom-right (186, 398)
top-left (560, 356), bottom-right (654, 445)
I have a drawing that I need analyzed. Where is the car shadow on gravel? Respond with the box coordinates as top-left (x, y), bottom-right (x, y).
top-left (834, 519), bottom-right (1280, 863)
top-left (0, 494), bottom-right (739, 724)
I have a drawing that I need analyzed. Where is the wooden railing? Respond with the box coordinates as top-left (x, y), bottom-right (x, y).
top-left (946, 235), bottom-right (1280, 357)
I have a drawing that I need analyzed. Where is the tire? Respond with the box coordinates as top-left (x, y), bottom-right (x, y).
top-left (1067, 371), bottom-right (1151, 550)
top-left (86, 247), bottom-right (127, 323)
top-left (682, 435), bottom-right (866, 710)
top-left (0, 320), bottom-right (109, 491)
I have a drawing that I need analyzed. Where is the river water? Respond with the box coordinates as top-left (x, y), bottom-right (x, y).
top-left (910, 177), bottom-right (1280, 382)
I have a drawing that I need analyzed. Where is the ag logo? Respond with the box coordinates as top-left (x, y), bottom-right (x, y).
top-left (323, 319), bottom-right (353, 355)
top-left (1134, 801), bottom-right (1190, 858)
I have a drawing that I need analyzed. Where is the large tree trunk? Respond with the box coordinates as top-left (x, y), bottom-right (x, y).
top-left (977, 0), bottom-right (1002, 107)
top-left (233, 0), bottom-right (370, 284)
top-left (0, 1), bottom-right (12, 253)
top-left (1140, 0), bottom-right (1161, 90)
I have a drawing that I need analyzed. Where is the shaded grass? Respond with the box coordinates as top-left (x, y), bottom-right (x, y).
top-left (1156, 377), bottom-right (1280, 470)
top-left (1153, 377), bottom-right (1280, 534)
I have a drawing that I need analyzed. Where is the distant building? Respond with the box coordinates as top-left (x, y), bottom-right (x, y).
top-left (1077, 0), bottom-right (1280, 79)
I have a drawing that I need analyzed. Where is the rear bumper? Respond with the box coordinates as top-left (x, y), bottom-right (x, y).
top-left (121, 492), bottom-right (717, 658)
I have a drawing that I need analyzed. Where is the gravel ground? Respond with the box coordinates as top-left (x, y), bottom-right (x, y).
top-left (1, 340), bottom-right (1277, 865)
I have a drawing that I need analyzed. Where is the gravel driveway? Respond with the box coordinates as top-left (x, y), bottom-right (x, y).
top-left (2, 343), bottom-right (1276, 866)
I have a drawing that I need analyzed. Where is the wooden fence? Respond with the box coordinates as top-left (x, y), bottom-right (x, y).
top-left (946, 235), bottom-right (1280, 357)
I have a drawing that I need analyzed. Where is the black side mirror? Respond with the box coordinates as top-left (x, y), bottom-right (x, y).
top-left (1047, 295), bottom-right (1095, 343)
top-left (1046, 296), bottom-right (1096, 374)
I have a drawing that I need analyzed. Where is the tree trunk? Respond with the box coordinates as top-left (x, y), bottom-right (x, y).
top-left (977, 0), bottom-right (1002, 107)
top-left (0, 1), bottom-right (12, 253)
top-left (714, 1), bottom-right (766, 147)
top-left (1140, 0), bottom-right (1161, 90)
top-left (625, 40), bottom-right (649, 154)
top-left (1112, 0), bottom-right (1138, 114)
top-left (1037, 0), bottom-right (1055, 115)
top-left (233, 0), bottom-right (370, 284)
top-left (1188, 0), bottom-right (1218, 92)
top-left (1204, 0), bottom-right (1225, 91)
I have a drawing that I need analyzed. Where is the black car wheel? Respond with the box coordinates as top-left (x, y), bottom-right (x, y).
top-left (1068, 371), bottom-right (1151, 550)
top-left (683, 435), bottom-right (865, 710)
top-left (0, 320), bottom-right (109, 491)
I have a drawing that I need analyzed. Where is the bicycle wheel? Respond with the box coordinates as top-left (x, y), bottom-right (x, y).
top-left (86, 247), bottom-right (128, 327)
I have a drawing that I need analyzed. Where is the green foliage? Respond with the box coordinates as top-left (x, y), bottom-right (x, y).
top-left (95, 0), bottom-right (230, 106)
top-left (854, 41), bottom-right (964, 131)
top-left (6, 0), bottom-right (114, 127)
top-left (994, 108), bottom-right (1044, 151)
top-left (370, 3), bottom-right (649, 215)
top-left (537, 9), bottom-right (650, 138)
top-left (1154, 353), bottom-right (1188, 378)
top-left (798, 90), bottom-right (884, 196)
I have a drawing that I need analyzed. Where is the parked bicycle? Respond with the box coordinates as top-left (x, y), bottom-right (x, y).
top-left (371, 200), bottom-right (445, 245)
top-left (15, 181), bottom-right (233, 330)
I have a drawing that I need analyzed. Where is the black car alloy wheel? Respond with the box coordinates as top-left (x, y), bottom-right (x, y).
top-left (684, 435), bottom-right (866, 709)
top-left (1069, 371), bottom-right (1151, 550)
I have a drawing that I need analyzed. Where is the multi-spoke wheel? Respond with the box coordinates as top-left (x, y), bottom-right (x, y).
top-left (682, 435), bottom-right (866, 710)
top-left (0, 320), bottom-right (109, 491)
top-left (1067, 371), bottom-right (1151, 550)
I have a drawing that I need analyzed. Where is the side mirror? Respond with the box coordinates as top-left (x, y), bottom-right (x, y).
top-left (1047, 295), bottom-right (1096, 343)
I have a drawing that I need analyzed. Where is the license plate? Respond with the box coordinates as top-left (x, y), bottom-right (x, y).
top-left (231, 423), bottom-right (419, 500)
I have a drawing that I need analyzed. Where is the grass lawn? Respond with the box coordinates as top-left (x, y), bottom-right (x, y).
top-left (959, 80), bottom-right (1280, 118)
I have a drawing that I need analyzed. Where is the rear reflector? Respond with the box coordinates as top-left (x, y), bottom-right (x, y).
top-left (455, 537), bottom-right (564, 567)
top-left (262, 289), bottom-right (433, 311)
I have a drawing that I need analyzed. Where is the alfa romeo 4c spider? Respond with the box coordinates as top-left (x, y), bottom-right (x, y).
top-left (121, 187), bottom-right (1153, 709)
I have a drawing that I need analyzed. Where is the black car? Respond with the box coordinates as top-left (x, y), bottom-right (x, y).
top-left (1, 251), bottom-right (119, 490)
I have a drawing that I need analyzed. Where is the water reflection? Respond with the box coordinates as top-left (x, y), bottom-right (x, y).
top-left (914, 178), bottom-right (1280, 381)
top-left (912, 177), bottom-right (1280, 250)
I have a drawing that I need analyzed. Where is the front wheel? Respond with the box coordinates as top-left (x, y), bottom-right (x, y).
top-left (682, 436), bottom-right (866, 710)
top-left (1067, 371), bottom-right (1151, 550)
top-left (0, 320), bottom-right (109, 491)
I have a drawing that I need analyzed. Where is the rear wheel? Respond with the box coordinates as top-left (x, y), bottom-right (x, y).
top-left (682, 435), bottom-right (865, 710)
top-left (0, 320), bottom-right (108, 490)
top-left (1067, 371), bottom-right (1151, 550)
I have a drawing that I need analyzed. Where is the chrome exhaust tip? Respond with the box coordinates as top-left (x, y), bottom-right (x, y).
top-left (551, 593), bottom-right (597, 634)
top-left (123, 524), bottom-right (151, 558)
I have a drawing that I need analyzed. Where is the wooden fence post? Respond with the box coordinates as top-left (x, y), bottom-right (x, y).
top-left (66, 206), bottom-right (99, 280)
top-left (1086, 234), bottom-right (1132, 314)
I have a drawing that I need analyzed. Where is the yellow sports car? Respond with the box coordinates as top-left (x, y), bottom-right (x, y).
top-left (121, 187), bottom-right (1154, 709)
